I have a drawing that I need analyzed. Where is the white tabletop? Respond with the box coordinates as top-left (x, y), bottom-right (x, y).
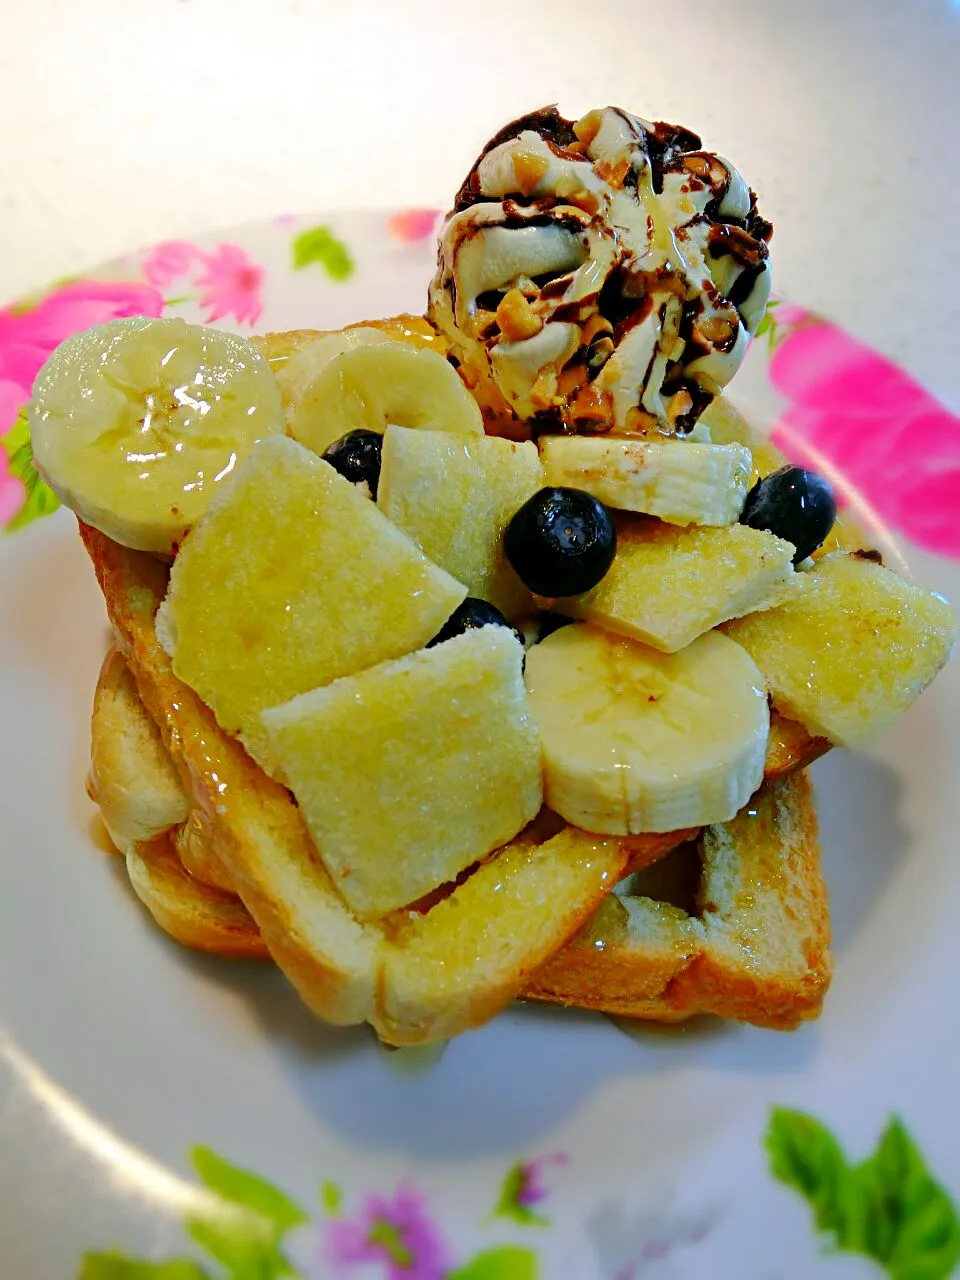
top-left (4, 0), bottom-right (958, 404)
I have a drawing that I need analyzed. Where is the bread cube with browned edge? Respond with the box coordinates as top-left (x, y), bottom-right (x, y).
top-left (380, 824), bottom-right (630, 1045)
top-left (156, 436), bottom-right (467, 776)
top-left (89, 647), bottom-right (189, 849)
top-left (559, 517), bottom-right (800, 652)
top-left (377, 426), bottom-right (544, 618)
top-left (724, 552), bottom-right (957, 746)
top-left (262, 626), bottom-right (543, 919)
top-left (670, 769), bottom-right (831, 1025)
top-left (527, 769), bottom-right (831, 1029)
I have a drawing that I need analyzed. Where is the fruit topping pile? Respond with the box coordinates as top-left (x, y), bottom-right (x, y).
top-left (26, 105), bottom-right (957, 947)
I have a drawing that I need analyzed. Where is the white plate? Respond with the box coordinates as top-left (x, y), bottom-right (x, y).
top-left (1, 210), bottom-right (958, 1280)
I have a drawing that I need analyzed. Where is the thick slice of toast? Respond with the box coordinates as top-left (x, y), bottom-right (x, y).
top-left (80, 523), bottom-right (630, 1045)
top-left (79, 323), bottom-right (834, 1038)
top-left (87, 647), bottom-right (189, 850)
top-left (126, 836), bottom-right (269, 960)
top-left (526, 769), bottom-right (831, 1028)
top-left (91, 644), bottom-right (831, 1029)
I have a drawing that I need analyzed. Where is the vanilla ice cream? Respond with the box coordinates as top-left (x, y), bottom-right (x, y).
top-left (427, 106), bottom-right (772, 437)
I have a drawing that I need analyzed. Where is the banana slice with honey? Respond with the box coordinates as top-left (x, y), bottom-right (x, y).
top-left (29, 316), bottom-right (284, 554)
top-left (524, 622), bottom-right (769, 833)
top-left (286, 342), bottom-right (484, 457)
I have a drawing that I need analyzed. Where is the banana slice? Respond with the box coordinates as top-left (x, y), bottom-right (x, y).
top-left (275, 326), bottom-right (395, 420)
top-left (524, 622), bottom-right (769, 833)
top-left (287, 342), bottom-right (484, 456)
top-left (29, 316), bottom-right (283, 554)
top-left (539, 435), bottom-right (752, 526)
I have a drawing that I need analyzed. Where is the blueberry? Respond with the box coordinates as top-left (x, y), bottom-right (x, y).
top-left (739, 465), bottom-right (836, 565)
top-left (505, 487), bottom-right (616, 597)
top-left (322, 429), bottom-right (383, 498)
top-left (428, 598), bottom-right (526, 650)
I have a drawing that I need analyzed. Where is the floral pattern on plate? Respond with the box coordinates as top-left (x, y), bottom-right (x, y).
top-left (79, 1110), bottom-right (960, 1280)
top-left (3, 218), bottom-right (959, 561)
top-left (759, 299), bottom-right (960, 561)
top-left (2, 212), bottom-right (959, 1278)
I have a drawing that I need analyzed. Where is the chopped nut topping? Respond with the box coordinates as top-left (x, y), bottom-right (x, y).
top-left (666, 388), bottom-right (694, 422)
top-left (586, 336), bottom-right (614, 370)
top-left (512, 150), bottom-right (550, 196)
top-left (594, 157), bottom-right (631, 189)
top-left (581, 314), bottom-right (614, 346)
top-left (684, 154), bottom-right (712, 179)
top-left (570, 382), bottom-right (613, 427)
top-left (530, 366), bottom-right (559, 412)
top-left (573, 110), bottom-right (603, 148)
top-left (624, 407), bottom-right (658, 435)
top-left (566, 188), bottom-right (601, 216)
top-left (694, 311), bottom-right (739, 349)
top-left (496, 289), bottom-right (544, 343)
top-left (557, 363), bottom-right (589, 399)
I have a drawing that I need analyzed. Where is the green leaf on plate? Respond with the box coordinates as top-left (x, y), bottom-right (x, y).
top-left (185, 1218), bottom-right (295, 1280)
top-left (291, 225), bottom-right (354, 280)
top-left (319, 1179), bottom-right (342, 1215)
top-left (493, 1163), bottom-right (548, 1227)
top-left (757, 300), bottom-right (783, 355)
top-left (78, 1253), bottom-right (212, 1280)
top-left (767, 1107), bottom-right (851, 1238)
top-left (2, 406), bottom-right (61, 532)
top-left (766, 1109), bottom-right (960, 1280)
top-left (447, 1244), bottom-right (540, 1280)
top-left (190, 1147), bottom-right (308, 1236)
top-left (855, 1118), bottom-right (960, 1280)
top-left (753, 310), bottom-right (774, 339)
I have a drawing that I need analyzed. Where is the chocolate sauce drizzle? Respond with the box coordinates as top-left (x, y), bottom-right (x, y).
top-left (452, 106), bottom-right (578, 213)
top-left (439, 105), bottom-right (773, 435)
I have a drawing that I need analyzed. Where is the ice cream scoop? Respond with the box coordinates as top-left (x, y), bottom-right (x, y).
top-left (427, 106), bottom-right (772, 437)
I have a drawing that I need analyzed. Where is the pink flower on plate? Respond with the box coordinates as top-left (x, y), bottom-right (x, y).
top-left (194, 243), bottom-right (265, 327)
top-left (768, 314), bottom-right (960, 559)
top-left (142, 240), bottom-right (203, 288)
top-left (514, 1152), bottom-right (569, 1209)
top-left (493, 1150), bottom-right (569, 1226)
top-left (388, 209), bottom-right (442, 242)
top-left (0, 279), bottom-right (164, 394)
top-left (322, 1183), bottom-right (452, 1279)
top-left (0, 379), bottom-right (26, 436)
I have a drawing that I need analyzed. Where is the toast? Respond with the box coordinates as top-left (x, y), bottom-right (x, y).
top-left (125, 835), bottom-right (269, 960)
top-left (87, 647), bottom-right (189, 850)
top-left (80, 522), bottom-right (633, 1046)
top-left (91, 641), bottom-right (832, 1029)
top-left (77, 336), bottom-right (841, 1041)
top-left (526, 768), bottom-right (831, 1028)
top-left (78, 324), bottom-right (923, 1043)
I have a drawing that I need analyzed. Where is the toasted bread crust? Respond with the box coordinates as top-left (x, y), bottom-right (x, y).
top-left (126, 836), bottom-right (269, 959)
top-left (81, 519), bottom-right (385, 1028)
top-left (77, 327), bottom-right (836, 1039)
top-left (526, 771), bottom-right (831, 1029)
top-left (89, 618), bottom-right (832, 1031)
top-left (80, 521), bottom-right (632, 1044)
top-left (88, 647), bottom-right (189, 849)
